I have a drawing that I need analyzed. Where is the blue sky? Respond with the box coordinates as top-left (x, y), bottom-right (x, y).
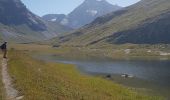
top-left (21, 0), bottom-right (140, 16)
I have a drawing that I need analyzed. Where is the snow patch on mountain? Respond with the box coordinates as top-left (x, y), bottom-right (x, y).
top-left (51, 18), bottom-right (57, 21)
top-left (96, 0), bottom-right (103, 1)
top-left (86, 10), bottom-right (98, 16)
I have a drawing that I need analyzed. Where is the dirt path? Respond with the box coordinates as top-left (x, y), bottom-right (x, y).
top-left (1, 58), bottom-right (23, 100)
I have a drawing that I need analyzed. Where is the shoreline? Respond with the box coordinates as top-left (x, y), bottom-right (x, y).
top-left (7, 50), bottom-right (163, 100)
top-left (35, 54), bottom-right (170, 99)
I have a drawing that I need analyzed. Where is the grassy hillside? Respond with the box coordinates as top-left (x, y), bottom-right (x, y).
top-left (6, 49), bottom-right (163, 100)
top-left (53, 0), bottom-right (170, 46)
top-left (0, 22), bottom-right (72, 43)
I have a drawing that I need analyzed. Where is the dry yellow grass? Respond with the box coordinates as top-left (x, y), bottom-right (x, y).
top-left (9, 43), bottom-right (170, 61)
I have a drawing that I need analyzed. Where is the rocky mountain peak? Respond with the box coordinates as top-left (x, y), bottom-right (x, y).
top-left (65, 0), bottom-right (122, 28)
top-left (43, 0), bottom-right (122, 29)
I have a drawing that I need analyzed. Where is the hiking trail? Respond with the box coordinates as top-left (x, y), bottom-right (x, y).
top-left (1, 58), bottom-right (24, 100)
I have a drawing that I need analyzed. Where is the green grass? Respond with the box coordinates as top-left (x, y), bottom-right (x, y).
top-left (7, 50), bottom-right (164, 100)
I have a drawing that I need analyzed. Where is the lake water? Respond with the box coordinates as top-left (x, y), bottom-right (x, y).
top-left (37, 55), bottom-right (170, 98)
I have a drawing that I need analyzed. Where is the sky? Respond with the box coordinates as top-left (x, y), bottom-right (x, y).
top-left (21, 0), bottom-right (140, 16)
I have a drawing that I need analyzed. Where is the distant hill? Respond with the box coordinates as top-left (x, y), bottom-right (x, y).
top-left (54, 0), bottom-right (170, 46)
top-left (0, 0), bottom-right (71, 42)
top-left (43, 0), bottom-right (121, 29)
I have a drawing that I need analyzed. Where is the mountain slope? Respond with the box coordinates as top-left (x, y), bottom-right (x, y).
top-left (55, 0), bottom-right (170, 46)
top-left (42, 14), bottom-right (66, 23)
top-left (43, 0), bottom-right (121, 29)
top-left (0, 0), bottom-right (71, 42)
top-left (108, 11), bottom-right (170, 44)
top-left (0, 0), bottom-right (46, 31)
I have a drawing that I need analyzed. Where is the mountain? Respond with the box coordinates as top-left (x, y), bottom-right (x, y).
top-left (65, 0), bottom-right (122, 29)
top-left (0, 0), bottom-right (46, 31)
top-left (42, 14), bottom-right (66, 23)
top-left (54, 0), bottom-right (170, 46)
top-left (0, 0), bottom-right (71, 42)
top-left (43, 0), bottom-right (122, 29)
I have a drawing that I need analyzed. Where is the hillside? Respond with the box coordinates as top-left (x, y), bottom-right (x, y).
top-left (54, 0), bottom-right (170, 46)
top-left (0, 0), bottom-right (71, 42)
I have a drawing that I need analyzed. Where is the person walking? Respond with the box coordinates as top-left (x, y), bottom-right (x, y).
top-left (1, 42), bottom-right (7, 58)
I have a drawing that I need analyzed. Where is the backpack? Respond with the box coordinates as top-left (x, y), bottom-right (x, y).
top-left (1, 44), bottom-right (5, 49)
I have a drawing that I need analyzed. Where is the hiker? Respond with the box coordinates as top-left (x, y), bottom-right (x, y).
top-left (1, 42), bottom-right (7, 58)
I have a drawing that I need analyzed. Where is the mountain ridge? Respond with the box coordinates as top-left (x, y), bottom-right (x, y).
top-left (54, 0), bottom-right (170, 46)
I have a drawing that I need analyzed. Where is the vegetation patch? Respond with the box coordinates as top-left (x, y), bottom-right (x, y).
top-left (7, 50), bottom-right (164, 100)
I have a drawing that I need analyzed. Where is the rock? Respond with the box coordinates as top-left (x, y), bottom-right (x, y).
top-left (106, 74), bottom-right (111, 78)
top-left (121, 74), bottom-right (134, 78)
top-left (16, 96), bottom-right (24, 100)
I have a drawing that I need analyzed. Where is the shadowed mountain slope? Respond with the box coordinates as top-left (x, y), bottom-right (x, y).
top-left (0, 0), bottom-right (71, 42)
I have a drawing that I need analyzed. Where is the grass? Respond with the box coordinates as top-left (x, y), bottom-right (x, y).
top-left (9, 43), bottom-right (170, 61)
top-left (7, 49), bottom-right (164, 100)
